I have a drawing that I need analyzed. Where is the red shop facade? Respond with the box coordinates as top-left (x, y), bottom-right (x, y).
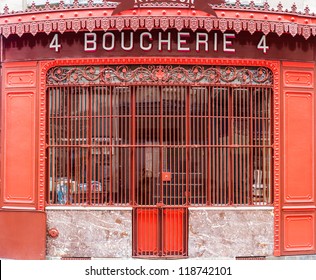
top-left (0, 1), bottom-right (316, 259)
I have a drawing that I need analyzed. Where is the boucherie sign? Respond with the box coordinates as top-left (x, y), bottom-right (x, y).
top-left (112, 0), bottom-right (225, 16)
top-left (49, 30), bottom-right (270, 55)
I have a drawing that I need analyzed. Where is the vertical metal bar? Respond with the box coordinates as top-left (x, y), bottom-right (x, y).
top-left (160, 86), bottom-right (163, 207)
top-left (57, 87), bottom-right (61, 203)
top-left (48, 87), bottom-right (51, 204)
top-left (108, 86), bottom-right (113, 204)
top-left (269, 87), bottom-right (273, 204)
top-left (62, 87), bottom-right (66, 203)
top-left (71, 87), bottom-right (76, 205)
top-left (100, 86), bottom-right (105, 204)
top-left (254, 86), bottom-right (258, 205)
top-left (220, 86), bottom-right (223, 205)
top-left (262, 87), bottom-right (266, 205)
top-left (76, 87), bottom-right (79, 204)
top-left (86, 87), bottom-right (92, 205)
top-left (181, 86), bottom-right (184, 206)
top-left (48, 88), bottom-right (52, 204)
top-left (176, 87), bottom-right (179, 205)
top-left (246, 87), bottom-right (249, 204)
top-left (142, 86), bottom-right (145, 206)
top-left (207, 86), bottom-right (211, 205)
top-left (236, 89), bottom-right (240, 204)
top-left (195, 88), bottom-right (198, 206)
top-left (223, 87), bottom-right (227, 205)
top-left (54, 87), bottom-right (58, 204)
top-left (131, 86), bottom-right (136, 206)
top-left (181, 86), bottom-right (184, 205)
top-left (196, 88), bottom-right (199, 205)
top-left (228, 86), bottom-right (232, 205)
top-left (174, 86), bottom-right (177, 206)
top-left (259, 86), bottom-right (262, 204)
top-left (216, 88), bottom-right (219, 205)
top-left (52, 87), bottom-right (56, 205)
top-left (99, 86), bottom-right (104, 205)
top-left (216, 86), bottom-right (219, 205)
top-left (143, 85), bottom-right (146, 206)
top-left (211, 88), bottom-right (215, 205)
top-left (243, 88), bottom-right (247, 204)
top-left (249, 87), bottom-right (254, 205)
top-left (66, 87), bottom-right (71, 204)
top-left (92, 86), bottom-right (96, 205)
top-left (237, 88), bottom-right (241, 204)
top-left (186, 85), bottom-right (190, 207)
top-left (79, 87), bottom-right (83, 203)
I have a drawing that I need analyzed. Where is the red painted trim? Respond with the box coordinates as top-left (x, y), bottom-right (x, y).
top-left (36, 62), bottom-right (45, 211)
top-left (273, 60), bottom-right (281, 256)
top-left (282, 62), bottom-right (315, 68)
top-left (40, 57), bottom-right (280, 68)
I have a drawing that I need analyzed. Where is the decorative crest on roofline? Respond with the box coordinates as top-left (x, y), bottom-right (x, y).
top-left (112, 1), bottom-right (224, 17)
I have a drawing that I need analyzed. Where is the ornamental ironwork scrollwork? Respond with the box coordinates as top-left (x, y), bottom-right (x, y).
top-left (47, 65), bottom-right (273, 85)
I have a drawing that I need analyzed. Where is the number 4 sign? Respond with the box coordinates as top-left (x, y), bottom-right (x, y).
top-left (49, 34), bottom-right (61, 52)
top-left (257, 35), bottom-right (269, 54)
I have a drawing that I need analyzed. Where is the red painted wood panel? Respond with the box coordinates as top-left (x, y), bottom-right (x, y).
top-left (283, 213), bottom-right (315, 252)
top-left (5, 70), bottom-right (36, 88)
top-left (163, 209), bottom-right (185, 254)
top-left (0, 210), bottom-right (46, 259)
top-left (136, 209), bottom-right (159, 254)
top-left (284, 92), bottom-right (314, 204)
top-left (2, 91), bottom-right (36, 208)
top-left (0, 62), bottom-right (46, 260)
top-left (284, 70), bottom-right (313, 88)
top-left (281, 61), bottom-right (316, 256)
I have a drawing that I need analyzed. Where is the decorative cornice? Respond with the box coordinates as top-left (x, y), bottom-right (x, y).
top-left (0, 1), bottom-right (316, 39)
top-left (46, 64), bottom-right (273, 85)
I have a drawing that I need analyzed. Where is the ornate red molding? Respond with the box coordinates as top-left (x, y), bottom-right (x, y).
top-left (0, 1), bottom-right (316, 39)
top-left (46, 64), bottom-right (273, 85)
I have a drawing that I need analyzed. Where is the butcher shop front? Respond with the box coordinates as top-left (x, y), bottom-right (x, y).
top-left (0, 0), bottom-right (315, 259)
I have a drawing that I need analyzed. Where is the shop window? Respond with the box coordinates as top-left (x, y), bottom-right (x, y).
top-left (46, 65), bottom-right (273, 206)
top-left (47, 86), bottom-right (131, 205)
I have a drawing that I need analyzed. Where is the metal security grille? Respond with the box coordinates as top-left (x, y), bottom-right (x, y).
top-left (47, 86), bottom-right (131, 205)
top-left (47, 65), bottom-right (273, 208)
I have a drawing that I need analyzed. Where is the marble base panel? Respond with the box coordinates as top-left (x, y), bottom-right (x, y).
top-left (189, 210), bottom-right (274, 258)
top-left (47, 209), bottom-right (274, 258)
top-left (46, 210), bottom-right (132, 258)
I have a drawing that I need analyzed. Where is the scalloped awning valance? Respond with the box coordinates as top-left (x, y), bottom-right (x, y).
top-left (0, 0), bottom-right (316, 39)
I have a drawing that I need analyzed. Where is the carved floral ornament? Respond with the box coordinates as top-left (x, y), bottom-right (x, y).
top-left (0, 1), bottom-right (316, 39)
top-left (46, 65), bottom-right (273, 85)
